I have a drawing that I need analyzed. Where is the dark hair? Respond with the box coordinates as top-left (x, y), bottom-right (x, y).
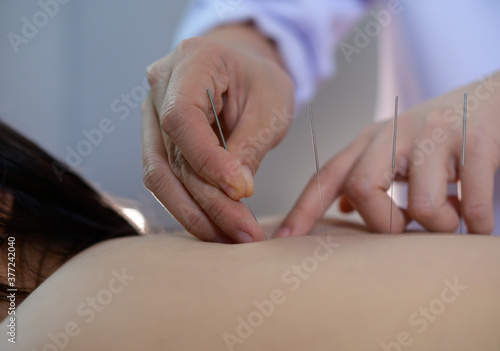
top-left (0, 120), bottom-right (140, 304)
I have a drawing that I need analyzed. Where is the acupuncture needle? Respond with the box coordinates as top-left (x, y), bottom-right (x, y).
top-left (389, 96), bottom-right (399, 235)
top-left (308, 103), bottom-right (328, 236)
top-left (206, 89), bottom-right (267, 240)
top-left (460, 93), bottom-right (467, 234)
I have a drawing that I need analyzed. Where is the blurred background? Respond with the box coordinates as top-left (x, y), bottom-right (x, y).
top-left (0, 1), bottom-right (376, 229)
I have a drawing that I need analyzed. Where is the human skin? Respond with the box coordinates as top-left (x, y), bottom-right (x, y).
top-left (145, 19), bottom-right (500, 242)
top-left (142, 23), bottom-right (294, 244)
top-left (279, 71), bottom-right (500, 237)
top-left (2, 218), bottom-right (499, 350)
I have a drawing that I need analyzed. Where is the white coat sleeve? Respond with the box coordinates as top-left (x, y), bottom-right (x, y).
top-left (172, 0), bottom-right (368, 109)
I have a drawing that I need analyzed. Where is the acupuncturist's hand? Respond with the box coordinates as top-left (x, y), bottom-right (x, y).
top-left (142, 24), bottom-right (294, 243)
top-left (277, 71), bottom-right (500, 236)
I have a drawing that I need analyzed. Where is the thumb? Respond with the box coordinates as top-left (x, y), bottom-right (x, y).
top-left (226, 106), bottom-right (293, 197)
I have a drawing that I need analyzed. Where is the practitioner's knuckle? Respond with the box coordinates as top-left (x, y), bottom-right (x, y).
top-left (142, 157), bottom-right (166, 193)
top-left (344, 173), bottom-right (372, 202)
top-left (146, 59), bottom-right (165, 89)
top-left (160, 100), bottom-right (195, 144)
top-left (182, 212), bottom-right (207, 237)
top-left (176, 37), bottom-right (207, 58)
top-left (206, 200), bottom-right (227, 227)
top-left (176, 155), bottom-right (192, 186)
top-left (159, 99), bottom-right (181, 133)
top-left (407, 197), bottom-right (437, 221)
top-left (176, 37), bottom-right (227, 76)
top-left (464, 200), bottom-right (490, 222)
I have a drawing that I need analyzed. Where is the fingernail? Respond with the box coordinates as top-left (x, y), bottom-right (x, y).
top-left (274, 227), bottom-right (291, 238)
top-left (240, 165), bottom-right (254, 197)
top-left (235, 231), bottom-right (254, 244)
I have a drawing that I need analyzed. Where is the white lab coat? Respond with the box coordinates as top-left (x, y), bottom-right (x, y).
top-left (174, 0), bottom-right (500, 233)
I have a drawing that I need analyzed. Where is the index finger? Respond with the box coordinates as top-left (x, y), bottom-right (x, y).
top-left (342, 130), bottom-right (408, 233)
top-left (159, 62), bottom-right (252, 201)
top-left (141, 91), bottom-right (230, 242)
top-left (276, 124), bottom-right (379, 237)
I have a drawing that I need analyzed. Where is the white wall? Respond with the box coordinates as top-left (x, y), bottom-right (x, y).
top-left (0, 1), bottom-right (377, 229)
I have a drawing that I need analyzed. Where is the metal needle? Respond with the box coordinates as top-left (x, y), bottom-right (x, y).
top-left (308, 103), bottom-right (328, 236)
top-left (460, 93), bottom-right (467, 234)
top-left (206, 89), bottom-right (267, 240)
top-left (390, 96), bottom-right (399, 235)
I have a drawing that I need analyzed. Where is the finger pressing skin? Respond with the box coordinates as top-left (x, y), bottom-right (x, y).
top-left (461, 140), bottom-right (496, 234)
top-left (170, 146), bottom-right (265, 243)
top-left (141, 92), bottom-right (228, 242)
top-left (276, 124), bottom-right (379, 238)
top-left (407, 144), bottom-right (459, 232)
top-left (341, 126), bottom-right (407, 233)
